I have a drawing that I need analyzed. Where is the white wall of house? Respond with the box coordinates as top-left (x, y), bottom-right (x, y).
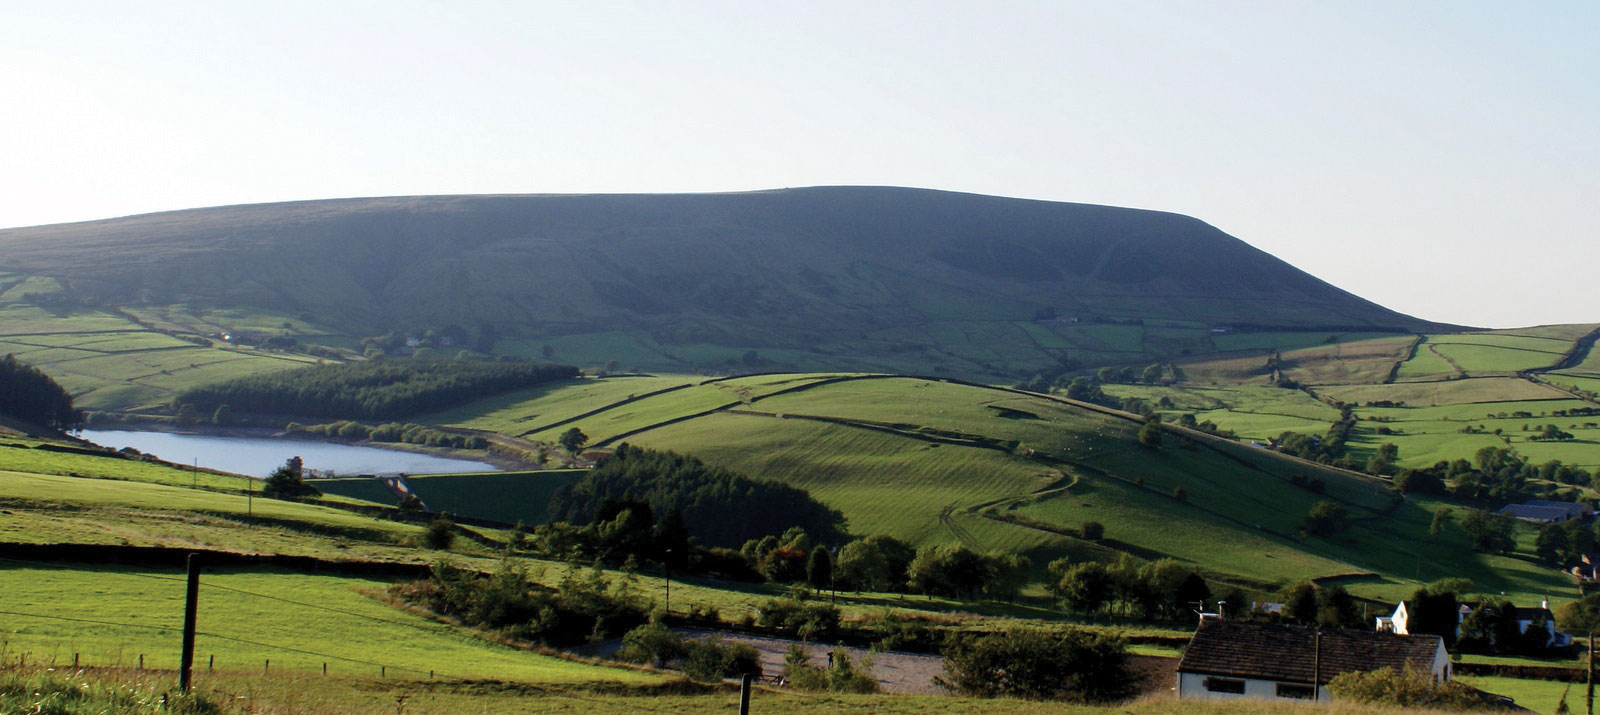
top-left (1177, 673), bottom-right (1326, 702)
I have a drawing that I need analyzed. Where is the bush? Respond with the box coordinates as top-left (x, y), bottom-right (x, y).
top-left (1326, 666), bottom-right (1491, 709)
top-left (424, 518), bottom-right (456, 550)
top-left (758, 595), bottom-right (840, 641)
top-left (1080, 521), bottom-right (1104, 541)
top-left (616, 622), bottom-right (761, 680)
top-left (937, 626), bottom-right (1133, 702)
top-left (783, 643), bottom-right (879, 693)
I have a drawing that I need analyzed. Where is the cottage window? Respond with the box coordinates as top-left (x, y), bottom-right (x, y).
top-left (1276, 683), bottom-right (1316, 699)
top-left (1203, 677), bottom-right (1246, 694)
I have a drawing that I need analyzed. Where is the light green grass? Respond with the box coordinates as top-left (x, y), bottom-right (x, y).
top-left (425, 376), bottom-right (697, 434)
top-left (0, 471), bottom-right (413, 544)
top-left (1455, 674), bottom-right (1573, 714)
top-left (1319, 378), bottom-right (1570, 407)
top-left (0, 565), bottom-right (661, 685)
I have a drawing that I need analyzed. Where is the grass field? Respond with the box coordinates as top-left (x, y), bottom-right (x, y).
top-left (320, 470), bottom-right (587, 526)
top-left (0, 564), bottom-right (661, 685)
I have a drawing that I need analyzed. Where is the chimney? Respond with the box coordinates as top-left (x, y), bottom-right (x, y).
top-left (1542, 598), bottom-right (1549, 610)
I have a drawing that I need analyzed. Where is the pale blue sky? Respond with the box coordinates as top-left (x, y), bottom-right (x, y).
top-left (2, 1), bottom-right (1594, 327)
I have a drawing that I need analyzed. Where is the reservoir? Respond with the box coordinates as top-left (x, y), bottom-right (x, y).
top-left (79, 429), bottom-right (499, 478)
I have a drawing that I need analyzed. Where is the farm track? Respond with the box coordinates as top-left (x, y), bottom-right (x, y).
top-left (1427, 343), bottom-right (1467, 378)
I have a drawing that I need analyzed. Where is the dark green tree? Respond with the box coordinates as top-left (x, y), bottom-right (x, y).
top-left (262, 456), bottom-right (320, 498)
top-left (806, 546), bottom-right (833, 590)
top-left (559, 427), bottom-right (589, 454)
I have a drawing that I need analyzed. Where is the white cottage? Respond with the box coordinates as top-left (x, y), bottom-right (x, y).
top-left (1177, 619), bottom-right (1450, 703)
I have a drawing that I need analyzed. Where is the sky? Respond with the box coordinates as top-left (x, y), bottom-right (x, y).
top-left (1, 1), bottom-right (1594, 328)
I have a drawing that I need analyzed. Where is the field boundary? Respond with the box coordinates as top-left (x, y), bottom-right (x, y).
top-left (0, 542), bottom-right (432, 578)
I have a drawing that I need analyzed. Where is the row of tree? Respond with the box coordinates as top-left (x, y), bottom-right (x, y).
top-left (548, 444), bottom-right (846, 548)
top-left (1045, 554), bottom-right (1216, 621)
top-left (172, 359), bottom-right (578, 420)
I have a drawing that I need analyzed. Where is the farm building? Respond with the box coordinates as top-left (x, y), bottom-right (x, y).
top-left (1496, 501), bottom-right (1589, 523)
top-left (1376, 600), bottom-right (1570, 649)
top-left (1177, 619), bottom-right (1448, 703)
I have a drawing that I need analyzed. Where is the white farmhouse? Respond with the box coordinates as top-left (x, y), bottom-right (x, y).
top-left (1177, 619), bottom-right (1449, 703)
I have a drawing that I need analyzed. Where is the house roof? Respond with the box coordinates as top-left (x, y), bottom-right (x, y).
top-left (1525, 499), bottom-right (1589, 516)
top-left (1178, 620), bottom-right (1442, 685)
top-left (1497, 504), bottom-right (1574, 521)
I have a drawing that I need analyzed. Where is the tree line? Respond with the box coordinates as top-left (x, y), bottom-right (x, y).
top-left (171, 359), bottom-right (578, 420)
top-left (0, 354), bottom-right (81, 431)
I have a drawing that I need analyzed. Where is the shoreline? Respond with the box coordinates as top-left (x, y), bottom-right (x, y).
top-left (78, 421), bottom-right (536, 474)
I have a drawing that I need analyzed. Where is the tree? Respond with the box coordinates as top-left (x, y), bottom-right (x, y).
top-left (1537, 523), bottom-right (1571, 565)
top-left (835, 535), bottom-right (915, 592)
top-left (1281, 582), bottom-right (1320, 624)
top-left (1460, 509), bottom-right (1517, 553)
top-left (1171, 485), bottom-right (1187, 501)
top-left (1428, 507), bottom-right (1454, 537)
top-left (1141, 363), bottom-right (1164, 384)
top-left (1080, 520), bottom-right (1105, 541)
top-left (806, 547), bottom-right (833, 590)
top-left (424, 518), bottom-right (456, 549)
top-left (1056, 562), bottom-right (1113, 614)
top-left (984, 553), bottom-right (1031, 602)
top-left (1138, 417), bottom-right (1163, 449)
top-left (262, 456), bottom-right (320, 499)
top-left (559, 427), bottom-right (589, 454)
top-left (937, 626), bottom-right (1133, 702)
top-left (1302, 500), bottom-right (1347, 537)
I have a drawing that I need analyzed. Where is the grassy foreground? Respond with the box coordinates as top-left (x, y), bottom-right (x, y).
top-left (0, 665), bottom-right (1537, 714)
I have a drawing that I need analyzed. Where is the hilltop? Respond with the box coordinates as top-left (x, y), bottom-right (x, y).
top-left (0, 187), bottom-right (1447, 379)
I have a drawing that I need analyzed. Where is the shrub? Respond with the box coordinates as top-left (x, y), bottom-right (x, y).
top-left (1326, 666), bottom-right (1491, 710)
top-left (758, 595), bottom-right (840, 640)
top-left (783, 644), bottom-right (879, 693)
top-left (617, 623), bottom-right (762, 681)
top-left (937, 626), bottom-right (1132, 702)
top-left (424, 518), bottom-right (456, 550)
top-left (1080, 521), bottom-right (1104, 541)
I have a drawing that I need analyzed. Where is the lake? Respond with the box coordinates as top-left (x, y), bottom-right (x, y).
top-left (79, 429), bottom-right (500, 478)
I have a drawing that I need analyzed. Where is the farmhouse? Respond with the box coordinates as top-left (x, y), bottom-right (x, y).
top-left (1177, 619), bottom-right (1449, 703)
top-left (1375, 600), bottom-right (1570, 649)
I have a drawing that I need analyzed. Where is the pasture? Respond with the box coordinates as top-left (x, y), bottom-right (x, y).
top-left (0, 564), bottom-right (661, 686)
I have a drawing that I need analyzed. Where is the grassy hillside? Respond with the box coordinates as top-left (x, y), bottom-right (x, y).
top-left (423, 373), bottom-right (1578, 606)
top-left (0, 187), bottom-right (1444, 381)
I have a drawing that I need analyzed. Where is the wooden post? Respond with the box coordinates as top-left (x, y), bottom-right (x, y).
top-left (264, 658), bottom-right (269, 674)
top-left (138, 654), bottom-right (144, 669)
top-left (209, 655), bottom-right (214, 671)
top-left (73, 653), bottom-right (78, 668)
top-left (179, 553), bottom-right (200, 693)
top-left (322, 662), bottom-right (327, 676)
top-left (1588, 630), bottom-right (1594, 715)
top-left (739, 673), bottom-right (753, 715)
top-left (1313, 628), bottom-right (1322, 701)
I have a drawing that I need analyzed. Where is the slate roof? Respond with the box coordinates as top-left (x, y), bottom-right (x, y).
top-left (1497, 504), bottom-right (1574, 522)
top-left (1178, 620), bottom-right (1442, 686)
top-left (1525, 500), bottom-right (1589, 517)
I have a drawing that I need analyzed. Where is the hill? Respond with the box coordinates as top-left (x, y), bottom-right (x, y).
top-left (0, 187), bottom-right (1446, 380)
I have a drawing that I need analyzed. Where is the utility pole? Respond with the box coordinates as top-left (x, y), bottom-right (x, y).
top-left (663, 547), bottom-right (671, 615)
top-left (192, 458), bottom-right (198, 488)
top-left (1312, 627), bottom-right (1322, 702)
top-left (1587, 629), bottom-right (1593, 715)
top-left (179, 553), bottom-right (200, 693)
top-left (246, 475), bottom-right (253, 517)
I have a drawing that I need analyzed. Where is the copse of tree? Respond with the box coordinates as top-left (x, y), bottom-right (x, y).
top-left (172, 359), bottom-right (577, 420)
top-left (548, 444), bottom-right (846, 548)
top-left (904, 544), bottom-right (1030, 601)
top-left (0, 354), bottom-right (82, 430)
top-left (835, 535), bottom-right (917, 592)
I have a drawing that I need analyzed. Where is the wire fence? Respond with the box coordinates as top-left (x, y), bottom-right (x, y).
top-left (0, 555), bottom-right (681, 712)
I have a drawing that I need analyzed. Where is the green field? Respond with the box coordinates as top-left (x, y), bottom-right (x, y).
top-left (0, 564), bottom-right (661, 685)
top-left (320, 470), bottom-right (586, 526)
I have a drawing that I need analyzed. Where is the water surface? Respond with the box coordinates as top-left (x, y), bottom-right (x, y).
top-left (80, 429), bottom-right (498, 478)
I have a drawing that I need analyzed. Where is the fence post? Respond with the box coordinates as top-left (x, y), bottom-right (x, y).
top-left (209, 655), bottom-right (214, 671)
top-left (180, 553), bottom-right (200, 693)
top-left (138, 654), bottom-right (143, 669)
top-left (264, 659), bottom-right (269, 674)
top-left (73, 653), bottom-right (78, 668)
top-left (739, 673), bottom-right (753, 715)
top-left (322, 662), bottom-right (327, 676)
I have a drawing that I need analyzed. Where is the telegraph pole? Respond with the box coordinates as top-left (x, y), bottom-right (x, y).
top-left (179, 553), bottom-right (201, 693)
